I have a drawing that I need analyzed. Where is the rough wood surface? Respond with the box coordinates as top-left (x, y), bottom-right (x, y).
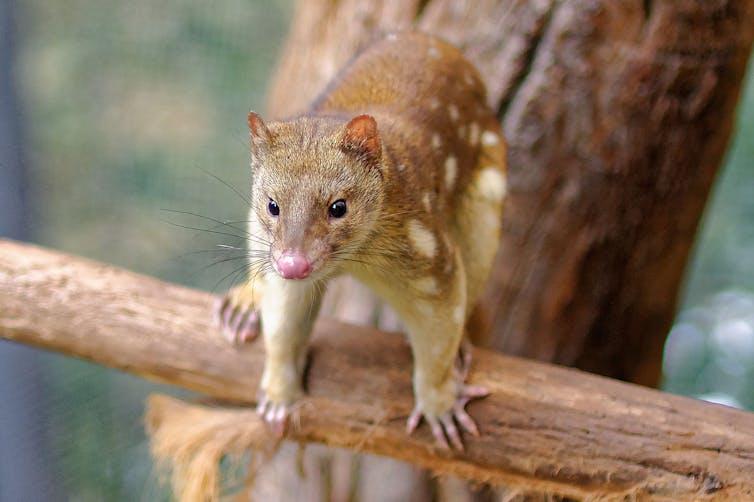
top-left (2, 238), bottom-right (754, 500)
top-left (481, 0), bottom-right (754, 386)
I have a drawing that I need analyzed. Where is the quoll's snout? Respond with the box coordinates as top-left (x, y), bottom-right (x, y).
top-left (275, 251), bottom-right (312, 279)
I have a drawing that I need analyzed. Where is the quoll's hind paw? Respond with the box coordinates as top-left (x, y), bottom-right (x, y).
top-left (406, 384), bottom-right (490, 451)
top-left (213, 295), bottom-right (260, 344)
top-left (256, 393), bottom-right (292, 438)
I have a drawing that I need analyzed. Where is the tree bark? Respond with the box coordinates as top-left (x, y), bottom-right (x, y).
top-left (267, 0), bottom-right (754, 387)
top-left (2, 238), bottom-right (754, 500)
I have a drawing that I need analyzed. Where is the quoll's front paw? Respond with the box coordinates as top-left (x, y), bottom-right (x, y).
top-left (406, 383), bottom-right (489, 451)
top-left (256, 392), bottom-right (295, 438)
top-left (213, 285), bottom-right (261, 344)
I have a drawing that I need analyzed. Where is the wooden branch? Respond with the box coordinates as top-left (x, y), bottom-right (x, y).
top-left (2, 239), bottom-right (754, 499)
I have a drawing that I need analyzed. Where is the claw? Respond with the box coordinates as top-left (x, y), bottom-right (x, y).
top-left (454, 405), bottom-right (479, 436)
top-left (461, 384), bottom-right (490, 400)
top-left (439, 412), bottom-right (463, 451)
top-left (406, 384), bottom-right (488, 450)
top-left (426, 416), bottom-right (450, 450)
top-left (406, 407), bottom-right (422, 434)
top-left (229, 306), bottom-right (244, 334)
top-left (256, 393), bottom-right (270, 416)
top-left (212, 297), bottom-right (227, 327)
top-left (239, 309), bottom-right (260, 342)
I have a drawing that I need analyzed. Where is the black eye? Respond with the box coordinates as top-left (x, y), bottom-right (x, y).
top-left (328, 199), bottom-right (347, 218)
top-left (267, 198), bottom-right (280, 217)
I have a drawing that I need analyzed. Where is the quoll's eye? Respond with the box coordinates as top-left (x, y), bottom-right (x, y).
top-left (328, 199), bottom-right (347, 218)
top-left (267, 198), bottom-right (280, 217)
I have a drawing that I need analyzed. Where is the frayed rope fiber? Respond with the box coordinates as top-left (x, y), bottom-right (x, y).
top-left (145, 394), bottom-right (280, 502)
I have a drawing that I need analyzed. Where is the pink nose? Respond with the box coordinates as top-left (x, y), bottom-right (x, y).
top-left (276, 252), bottom-right (312, 279)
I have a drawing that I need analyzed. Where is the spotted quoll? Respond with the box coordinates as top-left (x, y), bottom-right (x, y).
top-left (216, 31), bottom-right (506, 449)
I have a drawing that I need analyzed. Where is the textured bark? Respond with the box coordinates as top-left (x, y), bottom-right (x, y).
top-left (483, 0), bottom-right (754, 386)
top-left (267, 0), bottom-right (754, 387)
top-left (2, 239), bottom-right (754, 500)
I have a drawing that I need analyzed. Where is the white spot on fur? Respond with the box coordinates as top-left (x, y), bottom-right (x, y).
top-left (414, 276), bottom-right (440, 296)
top-left (422, 192), bottom-right (432, 212)
top-left (407, 219), bottom-right (437, 259)
top-left (448, 104), bottom-right (459, 121)
top-left (481, 130), bottom-right (500, 146)
top-left (469, 122), bottom-right (480, 146)
top-left (430, 97), bottom-right (440, 110)
top-left (475, 168), bottom-right (507, 202)
top-left (445, 156), bottom-right (458, 190)
top-left (428, 46), bottom-right (440, 58)
top-left (453, 304), bottom-right (464, 325)
top-left (397, 163), bottom-right (406, 171)
top-left (432, 133), bottom-right (442, 149)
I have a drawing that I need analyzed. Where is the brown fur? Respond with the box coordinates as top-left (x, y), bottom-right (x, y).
top-left (220, 31), bottom-right (506, 446)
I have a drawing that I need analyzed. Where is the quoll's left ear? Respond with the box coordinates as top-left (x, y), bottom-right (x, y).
top-left (341, 114), bottom-right (382, 168)
top-left (248, 111), bottom-right (272, 160)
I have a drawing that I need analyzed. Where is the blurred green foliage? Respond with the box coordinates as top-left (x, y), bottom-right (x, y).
top-left (21, 0), bottom-right (294, 290)
top-left (9, 0), bottom-right (754, 498)
top-left (683, 67), bottom-right (754, 307)
top-left (663, 65), bottom-right (754, 411)
top-left (17, 0), bottom-right (292, 499)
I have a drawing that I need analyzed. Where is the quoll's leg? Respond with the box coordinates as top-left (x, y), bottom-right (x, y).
top-left (256, 275), bottom-right (324, 436)
top-left (401, 264), bottom-right (489, 450)
top-left (214, 281), bottom-right (264, 344)
top-left (405, 337), bottom-right (490, 450)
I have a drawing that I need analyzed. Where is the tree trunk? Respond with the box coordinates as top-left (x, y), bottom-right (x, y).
top-left (262, 0), bottom-right (754, 499)
top-left (480, 0), bottom-right (754, 386)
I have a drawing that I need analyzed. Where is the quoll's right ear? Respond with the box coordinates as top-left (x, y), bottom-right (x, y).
top-left (248, 111), bottom-right (272, 159)
top-left (341, 114), bottom-right (382, 170)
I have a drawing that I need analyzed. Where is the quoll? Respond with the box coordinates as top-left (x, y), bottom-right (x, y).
top-left (216, 31), bottom-right (506, 449)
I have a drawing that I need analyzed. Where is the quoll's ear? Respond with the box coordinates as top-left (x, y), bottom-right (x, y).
top-left (248, 111), bottom-right (272, 159)
top-left (341, 114), bottom-right (382, 168)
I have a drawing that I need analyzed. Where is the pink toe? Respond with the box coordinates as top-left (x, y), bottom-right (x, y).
top-left (462, 385), bottom-right (490, 399)
top-left (239, 311), bottom-right (259, 342)
top-left (212, 298), bottom-right (225, 326)
top-left (440, 414), bottom-right (464, 451)
top-left (427, 417), bottom-right (449, 450)
top-left (454, 408), bottom-right (479, 436)
top-left (406, 408), bottom-right (422, 434)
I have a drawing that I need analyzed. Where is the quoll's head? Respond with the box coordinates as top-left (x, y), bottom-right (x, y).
top-left (247, 111), bottom-right (384, 281)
